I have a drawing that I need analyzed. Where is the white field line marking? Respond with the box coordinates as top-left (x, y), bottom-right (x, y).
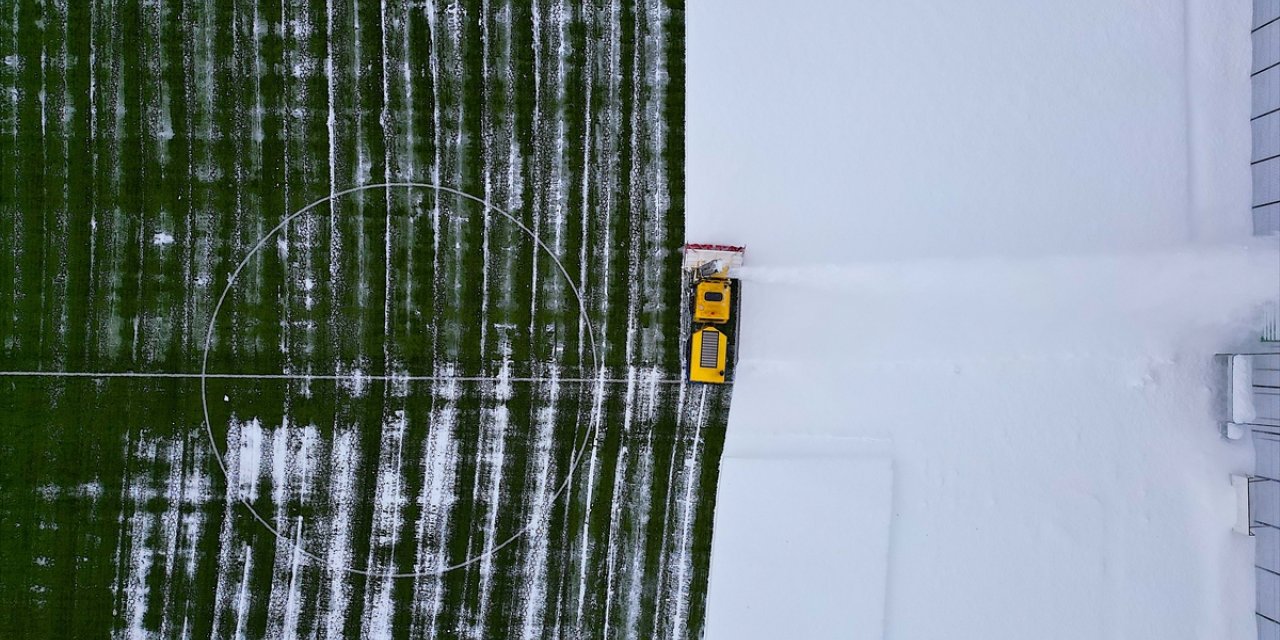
top-left (202, 182), bottom-right (606, 579)
top-left (0, 370), bottom-right (707, 385)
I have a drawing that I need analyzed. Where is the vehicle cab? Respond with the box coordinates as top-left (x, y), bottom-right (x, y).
top-left (694, 278), bottom-right (732, 324)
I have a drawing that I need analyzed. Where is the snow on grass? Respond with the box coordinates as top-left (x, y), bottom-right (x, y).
top-left (464, 338), bottom-right (514, 637)
top-left (286, 208), bottom-right (323, 367)
top-left (645, 378), bottom-right (686, 640)
top-left (264, 419), bottom-right (317, 640)
top-left (248, 4), bottom-right (265, 149)
top-left (622, 369), bottom-right (663, 634)
top-left (118, 436), bottom-right (159, 640)
top-left (235, 417), bottom-right (265, 502)
top-left (359, 408), bottom-right (410, 639)
top-left (410, 368), bottom-right (462, 636)
top-left (631, 0), bottom-right (671, 364)
top-left (180, 443), bottom-right (212, 581)
top-left (528, 0), bottom-right (569, 332)
top-left (426, 0), bottom-right (443, 347)
top-left (279, 0), bottom-right (319, 377)
top-left (600, 366), bottom-right (637, 638)
top-left (549, 0), bottom-right (568, 260)
top-left (5, 2), bottom-right (706, 636)
top-left (207, 417), bottom-right (267, 637)
top-left (181, 0), bottom-right (220, 357)
top-left (668, 385), bottom-right (708, 638)
top-left (518, 367), bottom-right (561, 640)
top-left (569, 6), bottom-right (625, 622)
top-left (154, 434), bottom-right (192, 638)
top-left (322, 426), bottom-right (360, 640)
top-left (334, 360), bottom-right (373, 397)
top-left (594, 0), bottom-right (622, 358)
top-left (574, 373), bottom-right (610, 629)
top-left (279, 517), bottom-right (306, 640)
top-left (210, 418), bottom-right (250, 638)
top-left (231, 543), bottom-right (254, 640)
top-left (325, 0), bottom-right (341, 293)
top-left (573, 4), bottom-right (594, 368)
top-left (477, 0), bottom-right (494, 360)
top-left (498, 3), bottom-right (525, 269)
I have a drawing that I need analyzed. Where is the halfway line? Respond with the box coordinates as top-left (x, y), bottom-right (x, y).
top-left (0, 370), bottom-right (700, 386)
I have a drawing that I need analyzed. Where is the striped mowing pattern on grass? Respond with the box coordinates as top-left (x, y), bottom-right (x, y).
top-left (0, 1), bottom-right (731, 638)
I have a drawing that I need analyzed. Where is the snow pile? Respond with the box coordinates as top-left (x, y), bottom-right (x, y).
top-left (691, 1), bottom-right (1277, 638)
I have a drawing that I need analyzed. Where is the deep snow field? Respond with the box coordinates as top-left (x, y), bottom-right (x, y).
top-left (690, 1), bottom-right (1280, 639)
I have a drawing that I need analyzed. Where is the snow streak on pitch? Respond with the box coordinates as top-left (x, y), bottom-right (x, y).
top-left (0, 1), bottom-right (730, 638)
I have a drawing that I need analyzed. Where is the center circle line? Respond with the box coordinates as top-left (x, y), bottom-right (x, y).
top-left (199, 182), bottom-right (603, 579)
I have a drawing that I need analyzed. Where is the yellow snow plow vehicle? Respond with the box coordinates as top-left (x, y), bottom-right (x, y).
top-left (689, 326), bottom-right (728, 383)
top-left (682, 244), bottom-right (744, 385)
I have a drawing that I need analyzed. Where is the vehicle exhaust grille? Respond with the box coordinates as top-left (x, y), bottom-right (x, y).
top-left (700, 330), bottom-right (720, 369)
